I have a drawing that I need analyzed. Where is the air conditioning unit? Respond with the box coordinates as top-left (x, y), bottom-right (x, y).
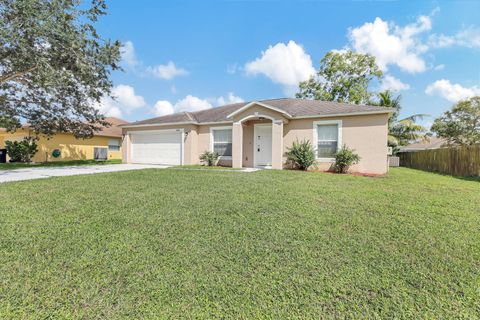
top-left (387, 147), bottom-right (393, 155)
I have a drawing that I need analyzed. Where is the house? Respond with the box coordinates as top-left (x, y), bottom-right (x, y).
top-left (398, 137), bottom-right (448, 152)
top-left (121, 99), bottom-right (395, 174)
top-left (0, 117), bottom-right (128, 163)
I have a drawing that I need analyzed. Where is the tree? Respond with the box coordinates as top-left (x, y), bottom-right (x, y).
top-left (377, 90), bottom-right (401, 124)
top-left (0, 0), bottom-right (121, 138)
top-left (5, 136), bottom-right (38, 162)
top-left (296, 50), bottom-right (383, 104)
top-left (431, 96), bottom-right (480, 146)
top-left (375, 90), bottom-right (428, 148)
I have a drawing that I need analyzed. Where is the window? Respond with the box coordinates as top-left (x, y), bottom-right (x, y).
top-left (108, 139), bottom-right (120, 151)
top-left (211, 128), bottom-right (232, 157)
top-left (314, 120), bottom-right (342, 160)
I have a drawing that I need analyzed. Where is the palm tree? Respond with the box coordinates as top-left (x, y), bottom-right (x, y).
top-left (374, 90), bottom-right (429, 147)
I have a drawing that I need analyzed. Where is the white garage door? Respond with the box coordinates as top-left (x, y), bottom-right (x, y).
top-left (130, 130), bottom-right (183, 165)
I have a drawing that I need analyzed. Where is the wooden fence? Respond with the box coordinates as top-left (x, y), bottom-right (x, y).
top-left (399, 144), bottom-right (480, 177)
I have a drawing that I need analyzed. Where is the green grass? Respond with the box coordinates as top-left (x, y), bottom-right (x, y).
top-left (173, 165), bottom-right (241, 170)
top-left (0, 168), bottom-right (479, 318)
top-left (0, 159), bottom-right (121, 170)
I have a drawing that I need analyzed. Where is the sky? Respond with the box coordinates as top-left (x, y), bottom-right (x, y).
top-left (95, 0), bottom-right (480, 129)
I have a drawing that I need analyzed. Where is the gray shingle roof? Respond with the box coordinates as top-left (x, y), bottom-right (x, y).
top-left (399, 137), bottom-right (448, 151)
top-left (124, 98), bottom-right (394, 126)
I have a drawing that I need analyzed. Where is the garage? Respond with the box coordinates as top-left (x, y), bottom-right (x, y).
top-left (129, 129), bottom-right (183, 165)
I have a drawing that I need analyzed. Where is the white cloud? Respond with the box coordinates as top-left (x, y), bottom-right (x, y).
top-left (433, 64), bottom-right (445, 71)
top-left (112, 85), bottom-right (146, 109)
top-left (174, 95), bottom-right (213, 112)
top-left (428, 34), bottom-right (456, 48)
top-left (216, 92), bottom-right (244, 106)
top-left (95, 84), bottom-right (146, 117)
top-left (348, 15), bottom-right (431, 73)
top-left (425, 79), bottom-right (480, 103)
top-left (244, 40), bottom-right (315, 93)
top-left (151, 92), bottom-right (244, 116)
top-left (429, 27), bottom-right (480, 49)
top-left (153, 100), bottom-right (175, 116)
top-left (146, 61), bottom-right (188, 80)
top-left (120, 41), bottom-right (189, 81)
top-left (120, 41), bottom-right (139, 68)
top-left (95, 100), bottom-right (123, 118)
top-left (380, 75), bottom-right (410, 92)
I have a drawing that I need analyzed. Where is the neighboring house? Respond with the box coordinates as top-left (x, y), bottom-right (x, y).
top-left (0, 117), bottom-right (128, 163)
top-left (398, 137), bottom-right (448, 152)
top-left (121, 98), bottom-right (395, 174)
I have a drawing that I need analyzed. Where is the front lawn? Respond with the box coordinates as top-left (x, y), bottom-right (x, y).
top-left (0, 159), bottom-right (121, 170)
top-left (0, 168), bottom-right (479, 318)
top-left (173, 165), bottom-right (241, 170)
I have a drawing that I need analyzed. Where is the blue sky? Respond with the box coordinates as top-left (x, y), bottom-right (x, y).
top-left (96, 0), bottom-right (480, 128)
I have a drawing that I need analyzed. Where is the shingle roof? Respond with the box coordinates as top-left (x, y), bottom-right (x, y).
top-left (95, 117), bottom-right (129, 137)
top-left (399, 137), bottom-right (448, 151)
top-left (124, 98), bottom-right (394, 126)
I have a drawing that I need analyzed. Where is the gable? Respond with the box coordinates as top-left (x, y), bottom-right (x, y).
top-left (226, 101), bottom-right (292, 120)
top-left (229, 104), bottom-right (289, 124)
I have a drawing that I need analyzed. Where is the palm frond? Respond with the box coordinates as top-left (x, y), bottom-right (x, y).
top-left (400, 114), bottom-right (429, 122)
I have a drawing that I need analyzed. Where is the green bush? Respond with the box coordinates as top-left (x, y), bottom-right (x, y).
top-left (5, 137), bottom-right (38, 163)
top-left (199, 151), bottom-right (219, 166)
top-left (334, 145), bottom-right (360, 173)
top-left (286, 139), bottom-right (316, 171)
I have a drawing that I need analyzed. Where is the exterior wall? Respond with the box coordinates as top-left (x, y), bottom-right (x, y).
top-left (0, 129), bottom-right (122, 162)
top-left (242, 122), bottom-right (254, 167)
top-left (231, 123), bottom-right (242, 168)
top-left (121, 112), bottom-right (389, 173)
top-left (197, 119), bottom-right (271, 168)
top-left (197, 123), bottom-right (233, 166)
top-left (122, 132), bottom-right (131, 163)
top-left (123, 124), bottom-right (198, 165)
top-left (283, 114), bottom-right (389, 174)
top-left (241, 119), bottom-right (270, 167)
top-left (198, 112), bottom-right (388, 174)
top-left (0, 130), bottom-right (29, 148)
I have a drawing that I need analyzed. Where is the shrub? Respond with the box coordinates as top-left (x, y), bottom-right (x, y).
top-left (199, 151), bottom-right (219, 166)
top-left (286, 139), bottom-right (316, 171)
top-left (5, 137), bottom-right (38, 163)
top-left (334, 145), bottom-right (360, 173)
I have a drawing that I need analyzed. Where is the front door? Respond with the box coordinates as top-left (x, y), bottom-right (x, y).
top-left (254, 124), bottom-right (272, 167)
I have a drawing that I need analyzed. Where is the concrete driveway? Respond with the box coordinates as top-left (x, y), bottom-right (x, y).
top-left (0, 164), bottom-right (169, 183)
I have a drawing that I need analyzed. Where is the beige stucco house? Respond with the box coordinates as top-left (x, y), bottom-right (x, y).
top-left (121, 98), bottom-right (394, 174)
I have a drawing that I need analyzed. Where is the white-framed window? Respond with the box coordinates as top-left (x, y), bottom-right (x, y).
top-left (313, 120), bottom-right (342, 161)
top-left (108, 139), bottom-right (121, 151)
top-left (210, 127), bottom-right (232, 158)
